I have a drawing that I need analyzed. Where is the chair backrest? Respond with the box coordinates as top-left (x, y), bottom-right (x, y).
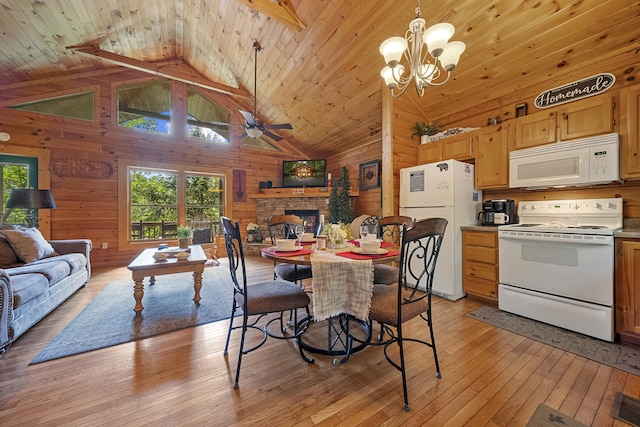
top-left (266, 214), bottom-right (304, 244)
top-left (192, 227), bottom-right (212, 245)
top-left (398, 217), bottom-right (447, 301)
top-left (378, 215), bottom-right (414, 245)
top-left (221, 216), bottom-right (247, 297)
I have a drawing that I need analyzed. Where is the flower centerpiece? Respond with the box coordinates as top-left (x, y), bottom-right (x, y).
top-left (246, 222), bottom-right (259, 242)
top-left (322, 222), bottom-right (351, 248)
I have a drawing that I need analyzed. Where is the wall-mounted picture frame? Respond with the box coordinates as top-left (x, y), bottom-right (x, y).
top-left (516, 102), bottom-right (528, 117)
top-left (360, 160), bottom-right (380, 190)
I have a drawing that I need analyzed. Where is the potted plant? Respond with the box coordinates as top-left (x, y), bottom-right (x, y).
top-left (410, 121), bottom-right (441, 144)
top-left (177, 226), bottom-right (193, 249)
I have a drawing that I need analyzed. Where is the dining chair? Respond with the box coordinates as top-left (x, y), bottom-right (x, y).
top-left (266, 214), bottom-right (313, 285)
top-left (372, 215), bottom-right (414, 285)
top-left (368, 217), bottom-right (447, 411)
top-left (221, 216), bottom-right (314, 388)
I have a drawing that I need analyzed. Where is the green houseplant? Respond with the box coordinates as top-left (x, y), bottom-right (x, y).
top-left (410, 121), bottom-right (441, 138)
top-left (177, 226), bottom-right (193, 249)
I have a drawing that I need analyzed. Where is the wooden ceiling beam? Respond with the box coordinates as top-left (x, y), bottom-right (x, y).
top-left (66, 44), bottom-right (250, 98)
top-left (234, 0), bottom-right (306, 31)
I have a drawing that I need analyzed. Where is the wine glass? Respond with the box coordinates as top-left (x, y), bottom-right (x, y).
top-left (295, 225), bottom-right (305, 247)
top-left (359, 225), bottom-right (369, 241)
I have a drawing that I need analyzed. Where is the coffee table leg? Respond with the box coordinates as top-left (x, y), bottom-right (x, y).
top-left (133, 278), bottom-right (145, 313)
top-left (193, 271), bottom-right (203, 304)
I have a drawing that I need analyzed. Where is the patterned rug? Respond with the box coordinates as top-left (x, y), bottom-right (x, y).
top-left (31, 265), bottom-right (238, 364)
top-left (468, 306), bottom-right (640, 377)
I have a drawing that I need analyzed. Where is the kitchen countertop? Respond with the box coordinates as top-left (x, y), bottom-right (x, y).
top-left (460, 225), bottom-right (499, 232)
top-left (460, 223), bottom-right (640, 238)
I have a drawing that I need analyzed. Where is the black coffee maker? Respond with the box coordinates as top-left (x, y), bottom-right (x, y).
top-left (478, 199), bottom-right (517, 225)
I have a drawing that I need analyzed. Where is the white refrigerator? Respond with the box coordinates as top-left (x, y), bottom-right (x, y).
top-left (399, 159), bottom-right (481, 300)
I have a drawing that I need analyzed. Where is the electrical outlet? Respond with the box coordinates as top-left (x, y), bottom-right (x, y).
top-left (101, 242), bottom-right (108, 249)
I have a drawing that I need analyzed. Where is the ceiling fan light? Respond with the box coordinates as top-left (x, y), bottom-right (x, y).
top-left (379, 37), bottom-right (408, 67)
top-left (246, 127), bottom-right (263, 138)
top-left (423, 23), bottom-right (455, 57)
top-left (439, 41), bottom-right (466, 71)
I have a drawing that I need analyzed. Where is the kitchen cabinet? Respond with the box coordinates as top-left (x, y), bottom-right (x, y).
top-left (513, 110), bottom-right (558, 150)
top-left (615, 237), bottom-right (640, 345)
top-left (475, 123), bottom-right (510, 189)
top-left (463, 229), bottom-right (499, 304)
top-left (559, 94), bottom-right (614, 140)
top-left (620, 83), bottom-right (640, 179)
top-left (441, 131), bottom-right (477, 161)
top-left (417, 140), bottom-right (441, 164)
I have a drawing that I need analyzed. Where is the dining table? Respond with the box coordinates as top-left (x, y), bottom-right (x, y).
top-left (261, 239), bottom-right (401, 364)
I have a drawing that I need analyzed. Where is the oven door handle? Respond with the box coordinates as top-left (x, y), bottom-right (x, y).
top-left (498, 231), bottom-right (613, 245)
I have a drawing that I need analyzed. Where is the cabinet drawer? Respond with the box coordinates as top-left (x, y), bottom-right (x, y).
top-left (464, 277), bottom-right (497, 301)
top-left (464, 261), bottom-right (497, 281)
top-left (465, 246), bottom-right (497, 264)
top-left (464, 231), bottom-right (497, 247)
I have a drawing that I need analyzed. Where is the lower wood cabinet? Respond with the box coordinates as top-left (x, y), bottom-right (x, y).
top-left (462, 229), bottom-right (499, 304)
top-left (615, 238), bottom-right (640, 344)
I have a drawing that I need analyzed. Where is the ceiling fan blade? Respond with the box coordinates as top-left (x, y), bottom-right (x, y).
top-left (239, 110), bottom-right (256, 126)
top-left (264, 122), bottom-right (293, 130)
top-left (262, 130), bottom-right (283, 141)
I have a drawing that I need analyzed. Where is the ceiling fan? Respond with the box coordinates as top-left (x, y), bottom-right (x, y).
top-left (239, 41), bottom-right (293, 141)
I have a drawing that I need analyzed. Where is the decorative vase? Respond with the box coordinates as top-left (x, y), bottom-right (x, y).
top-left (179, 238), bottom-right (190, 249)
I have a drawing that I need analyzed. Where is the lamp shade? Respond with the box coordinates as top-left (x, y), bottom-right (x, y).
top-left (6, 188), bottom-right (57, 210)
top-left (246, 127), bottom-right (263, 138)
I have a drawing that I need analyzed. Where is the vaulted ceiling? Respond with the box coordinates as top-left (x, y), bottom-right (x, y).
top-left (1, 1), bottom-right (639, 158)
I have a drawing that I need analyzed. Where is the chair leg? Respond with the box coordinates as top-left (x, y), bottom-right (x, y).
top-left (396, 323), bottom-right (410, 412)
top-left (234, 314), bottom-right (249, 389)
top-left (224, 301), bottom-right (238, 356)
top-left (427, 307), bottom-right (441, 378)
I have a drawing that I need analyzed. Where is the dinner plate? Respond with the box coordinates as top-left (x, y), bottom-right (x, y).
top-left (352, 248), bottom-right (388, 255)
top-left (270, 246), bottom-right (304, 252)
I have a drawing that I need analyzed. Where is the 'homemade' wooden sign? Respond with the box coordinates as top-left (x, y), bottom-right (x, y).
top-left (534, 73), bottom-right (615, 109)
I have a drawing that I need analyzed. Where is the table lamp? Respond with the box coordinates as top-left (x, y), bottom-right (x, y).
top-left (5, 188), bottom-right (57, 228)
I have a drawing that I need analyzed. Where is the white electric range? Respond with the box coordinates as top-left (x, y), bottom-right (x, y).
top-left (497, 198), bottom-right (622, 342)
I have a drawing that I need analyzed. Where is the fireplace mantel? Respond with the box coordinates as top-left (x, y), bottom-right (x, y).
top-left (249, 187), bottom-right (359, 198)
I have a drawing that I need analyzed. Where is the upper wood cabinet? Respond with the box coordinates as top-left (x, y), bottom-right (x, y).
top-left (620, 83), bottom-right (640, 179)
top-left (475, 124), bottom-right (510, 189)
top-left (417, 140), bottom-right (441, 164)
top-left (441, 131), bottom-right (477, 161)
top-left (513, 110), bottom-right (558, 150)
top-left (559, 94), bottom-right (614, 140)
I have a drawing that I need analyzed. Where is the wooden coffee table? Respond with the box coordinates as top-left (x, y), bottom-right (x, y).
top-left (127, 246), bottom-right (207, 313)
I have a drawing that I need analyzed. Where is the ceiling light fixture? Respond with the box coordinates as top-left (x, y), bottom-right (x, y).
top-left (379, 1), bottom-right (465, 98)
top-left (245, 127), bottom-right (263, 138)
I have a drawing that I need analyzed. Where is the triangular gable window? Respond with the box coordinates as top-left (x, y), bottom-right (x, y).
top-left (187, 86), bottom-right (230, 143)
top-left (243, 135), bottom-right (280, 151)
top-left (9, 92), bottom-right (94, 121)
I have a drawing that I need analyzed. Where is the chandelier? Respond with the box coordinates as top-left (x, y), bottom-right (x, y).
top-left (379, 2), bottom-right (465, 97)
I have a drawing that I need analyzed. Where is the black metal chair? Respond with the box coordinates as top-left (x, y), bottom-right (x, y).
top-left (221, 216), bottom-right (314, 388)
top-left (266, 214), bottom-right (313, 285)
top-left (368, 217), bottom-right (447, 411)
top-left (372, 215), bottom-right (414, 285)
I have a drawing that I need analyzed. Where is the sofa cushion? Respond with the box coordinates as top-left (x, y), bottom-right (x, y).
top-left (30, 253), bottom-right (87, 275)
top-left (7, 261), bottom-right (71, 286)
top-left (0, 228), bottom-right (56, 263)
top-left (0, 237), bottom-right (20, 268)
top-left (10, 273), bottom-right (49, 309)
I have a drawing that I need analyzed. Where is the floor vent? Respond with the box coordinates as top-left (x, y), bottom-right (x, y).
top-left (611, 392), bottom-right (640, 427)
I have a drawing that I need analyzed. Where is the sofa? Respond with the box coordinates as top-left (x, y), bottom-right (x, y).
top-left (0, 227), bottom-right (91, 354)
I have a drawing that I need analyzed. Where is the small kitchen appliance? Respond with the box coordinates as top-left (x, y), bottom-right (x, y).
top-left (477, 199), bottom-right (516, 225)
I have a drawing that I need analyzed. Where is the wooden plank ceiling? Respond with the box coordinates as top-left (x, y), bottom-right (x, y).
top-left (0, 1), bottom-right (639, 158)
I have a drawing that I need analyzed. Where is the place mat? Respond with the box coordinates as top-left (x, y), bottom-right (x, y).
top-left (336, 250), bottom-right (400, 260)
top-left (348, 239), bottom-right (394, 248)
top-left (262, 247), bottom-right (313, 257)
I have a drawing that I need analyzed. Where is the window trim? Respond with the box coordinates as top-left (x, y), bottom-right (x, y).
top-left (117, 158), bottom-right (232, 250)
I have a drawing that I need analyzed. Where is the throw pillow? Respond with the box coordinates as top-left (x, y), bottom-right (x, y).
top-left (0, 228), bottom-right (56, 263)
top-left (0, 237), bottom-right (19, 267)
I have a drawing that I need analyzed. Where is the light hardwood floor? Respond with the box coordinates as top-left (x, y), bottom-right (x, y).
top-left (0, 256), bottom-right (637, 426)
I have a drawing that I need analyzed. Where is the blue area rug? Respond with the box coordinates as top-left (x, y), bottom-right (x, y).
top-left (31, 265), bottom-right (238, 364)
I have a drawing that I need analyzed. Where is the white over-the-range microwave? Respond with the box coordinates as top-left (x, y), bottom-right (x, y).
top-left (509, 133), bottom-right (621, 189)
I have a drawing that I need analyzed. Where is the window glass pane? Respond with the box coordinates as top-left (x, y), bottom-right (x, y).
top-left (187, 86), bottom-right (230, 143)
top-left (130, 169), bottom-right (178, 240)
top-left (0, 155), bottom-right (38, 226)
top-left (118, 81), bottom-right (171, 134)
top-left (10, 92), bottom-right (94, 121)
top-left (186, 174), bottom-right (224, 235)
